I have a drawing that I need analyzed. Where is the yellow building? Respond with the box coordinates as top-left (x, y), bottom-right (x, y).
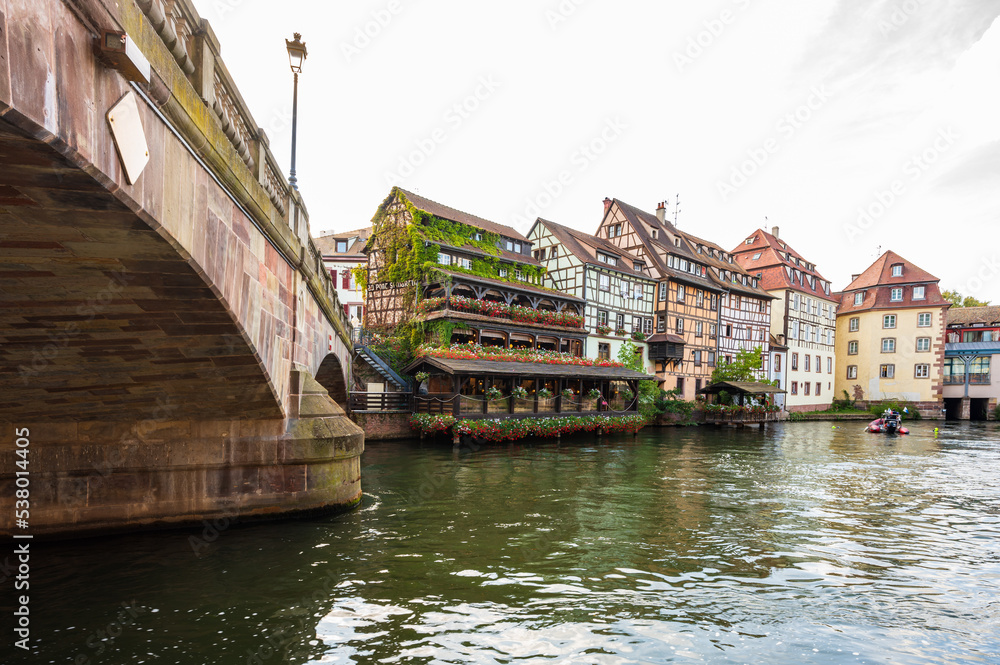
top-left (834, 251), bottom-right (950, 410)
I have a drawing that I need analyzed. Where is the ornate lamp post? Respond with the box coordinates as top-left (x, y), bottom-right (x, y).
top-left (285, 33), bottom-right (307, 190)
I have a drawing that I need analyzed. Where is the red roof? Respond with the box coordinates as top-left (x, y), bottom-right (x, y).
top-left (835, 251), bottom-right (949, 313)
top-left (731, 228), bottom-right (836, 301)
top-left (844, 250), bottom-right (940, 291)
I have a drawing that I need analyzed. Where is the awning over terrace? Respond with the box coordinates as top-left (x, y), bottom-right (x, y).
top-left (697, 381), bottom-right (786, 396)
top-left (404, 356), bottom-right (654, 381)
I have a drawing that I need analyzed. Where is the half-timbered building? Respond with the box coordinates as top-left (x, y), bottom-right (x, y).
top-left (527, 218), bottom-right (657, 373)
top-left (684, 230), bottom-right (773, 376)
top-left (732, 227), bottom-right (838, 410)
top-left (595, 198), bottom-right (722, 399)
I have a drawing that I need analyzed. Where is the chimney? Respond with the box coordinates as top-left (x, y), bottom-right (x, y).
top-left (771, 225), bottom-right (779, 239)
top-left (656, 201), bottom-right (666, 224)
top-left (603, 197), bottom-right (613, 215)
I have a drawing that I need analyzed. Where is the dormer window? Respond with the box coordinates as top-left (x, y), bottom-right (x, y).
top-left (891, 263), bottom-right (903, 277)
top-left (597, 252), bottom-right (618, 267)
top-left (651, 229), bottom-right (658, 239)
top-left (473, 232), bottom-right (483, 242)
top-left (854, 292), bottom-right (864, 305)
top-left (675, 238), bottom-right (680, 247)
top-left (336, 240), bottom-right (348, 253)
top-left (752, 252), bottom-right (762, 260)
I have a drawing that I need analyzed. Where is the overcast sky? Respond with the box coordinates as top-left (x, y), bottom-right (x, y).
top-left (193, 0), bottom-right (1000, 301)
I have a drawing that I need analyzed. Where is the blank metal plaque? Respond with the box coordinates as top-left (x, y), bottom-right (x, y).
top-left (107, 90), bottom-right (150, 184)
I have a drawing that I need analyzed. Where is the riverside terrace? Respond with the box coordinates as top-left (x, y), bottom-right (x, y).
top-left (404, 346), bottom-right (655, 418)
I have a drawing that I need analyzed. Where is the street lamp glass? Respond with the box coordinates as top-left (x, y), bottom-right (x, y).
top-left (285, 33), bottom-right (307, 73)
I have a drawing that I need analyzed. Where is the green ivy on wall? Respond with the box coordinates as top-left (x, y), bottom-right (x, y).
top-left (363, 187), bottom-right (548, 295)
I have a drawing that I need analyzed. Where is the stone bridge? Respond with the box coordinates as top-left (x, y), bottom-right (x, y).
top-left (0, 0), bottom-right (363, 536)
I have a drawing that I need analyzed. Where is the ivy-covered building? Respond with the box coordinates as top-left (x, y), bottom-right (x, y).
top-left (361, 187), bottom-right (587, 353)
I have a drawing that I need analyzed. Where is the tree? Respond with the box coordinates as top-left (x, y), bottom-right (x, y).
top-left (710, 345), bottom-right (764, 384)
top-left (617, 340), bottom-right (658, 404)
top-left (942, 289), bottom-right (990, 308)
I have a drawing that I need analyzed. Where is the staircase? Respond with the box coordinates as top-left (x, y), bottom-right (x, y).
top-left (353, 329), bottom-right (411, 391)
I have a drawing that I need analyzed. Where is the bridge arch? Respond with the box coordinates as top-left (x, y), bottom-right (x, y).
top-left (314, 353), bottom-right (349, 407)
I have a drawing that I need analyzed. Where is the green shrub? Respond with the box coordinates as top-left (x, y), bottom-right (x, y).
top-left (868, 401), bottom-right (921, 420)
top-left (788, 412), bottom-right (805, 421)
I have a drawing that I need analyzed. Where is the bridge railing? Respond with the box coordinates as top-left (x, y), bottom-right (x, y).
top-left (132, 0), bottom-right (351, 344)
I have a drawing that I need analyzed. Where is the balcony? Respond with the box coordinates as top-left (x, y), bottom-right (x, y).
top-left (944, 374), bottom-right (992, 385)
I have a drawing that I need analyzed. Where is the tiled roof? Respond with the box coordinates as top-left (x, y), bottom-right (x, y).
top-left (534, 218), bottom-right (653, 279)
top-left (315, 228), bottom-right (370, 256)
top-left (844, 250), bottom-right (940, 290)
top-left (398, 188), bottom-right (527, 242)
top-left (405, 356), bottom-right (655, 381)
top-left (946, 305), bottom-right (1000, 327)
top-left (646, 333), bottom-right (685, 344)
top-left (836, 282), bottom-right (950, 314)
top-left (731, 229), bottom-right (836, 301)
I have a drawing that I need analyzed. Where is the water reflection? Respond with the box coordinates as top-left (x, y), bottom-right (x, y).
top-left (8, 422), bottom-right (1000, 664)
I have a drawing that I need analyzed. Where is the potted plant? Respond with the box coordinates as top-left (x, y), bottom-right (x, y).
top-left (485, 386), bottom-right (504, 401)
top-left (615, 327), bottom-right (627, 336)
top-left (538, 388), bottom-right (554, 399)
top-left (414, 371), bottom-right (429, 384)
top-left (587, 388), bottom-right (601, 399)
top-left (511, 386), bottom-right (528, 399)
top-left (561, 388), bottom-right (574, 400)
top-left (631, 331), bottom-right (646, 341)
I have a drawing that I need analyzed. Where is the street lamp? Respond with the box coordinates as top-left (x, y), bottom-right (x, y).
top-left (285, 32), bottom-right (307, 190)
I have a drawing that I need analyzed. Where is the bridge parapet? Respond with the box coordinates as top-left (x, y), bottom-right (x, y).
top-left (123, 0), bottom-right (350, 346)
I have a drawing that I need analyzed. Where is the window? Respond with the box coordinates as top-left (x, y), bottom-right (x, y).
top-left (804, 382), bottom-right (811, 396)
top-left (644, 318), bottom-right (653, 334)
top-left (790, 321), bottom-right (799, 340)
top-left (598, 343), bottom-right (610, 361)
top-left (913, 285), bottom-right (925, 300)
top-left (812, 300), bottom-right (819, 315)
top-left (598, 252), bottom-right (618, 266)
top-left (791, 353), bottom-right (799, 370)
top-left (802, 324), bottom-right (810, 341)
top-left (774, 354), bottom-right (782, 372)
top-left (697, 290), bottom-right (704, 307)
top-left (890, 287), bottom-right (903, 302)
top-left (634, 261), bottom-right (645, 273)
top-left (827, 357), bottom-right (832, 373)
top-left (854, 292), bottom-right (864, 305)
top-left (599, 274), bottom-right (610, 291)
top-left (659, 282), bottom-right (667, 301)
top-left (657, 315), bottom-right (665, 332)
top-left (804, 355), bottom-right (810, 372)
top-left (634, 284), bottom-right (644, 300)
top-left (513, 242), bottom-right (522, 253)
top-left (709, 323), bottom-right (717, 339)
top-left (437, 252), bottom-right (451, 265)
top-left (752, 252), bottom-right (762, 259)
top-left (677, 285), bottom-right (685, 303)
top-left (675, 318), bottom-right (684, 334)
top-left (917, 312), bottom-right (931, 327)
top-left (711, 294), bottom-right (718, 311)
top-left (880, 364), bottom-right (895, 378)
top-left (460, 258), bottom-right (472, 270)
top-left (816, 355), bottom-right (822, 372)
top-left (791, 381), bottom-right (798, 395)
top-left (695, 321), bottom-right (703, 337)
top-left (499, 267), bottom-right (508, 278)
top-left (598, 310), bottom-right (608, 326)
top-left (815, 382), bottom-right (821, 396)
top-left (616, 313), bottom-right (625, 330)
top-left (891, 263), bottom-right (903, 277)
top-left (883, 314), bottom-right (896, 329)
top-left (619, 281), bottom-right (630, 297)
top-left (847, 365), bottom-right (858, 379)
top-left (882, 338), bottom-right (896, 353)
top-left (632, 316), bottom-right (641, 332)
top-left (607, 224), bottom-right (622, 238)
top-left (473, 232), bottom-right (483, 241)
top-left (515, 270), bottom-right (525, 281)
top-left (708, 352), bottom-right (716, 366)
top-left (793, 294), bottom-right (800, 311)
top-left (848, 341), bottom-right (858, 355)
top-left (693, 350), bottom-right (702, 366)
top-left (336, 240), bottom-right (348, 253)
top-left (676, 377), bottom-right (685, 393)
top-left (734, 296), bottom-right (742, 310)
top-left (725, 323), bottom-right (733, 337)
top-left (550, 246), bottom-right (558, 259)
top-left (916, 337), bottom-right (930, 352)
top-left (849, 317), bottom-right (859, 332)
top-left (915, 364), bottom-right (930, 378)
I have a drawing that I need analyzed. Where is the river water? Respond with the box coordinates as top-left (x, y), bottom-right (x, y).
top-left (7, 421), bottom-right (1000, 664)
